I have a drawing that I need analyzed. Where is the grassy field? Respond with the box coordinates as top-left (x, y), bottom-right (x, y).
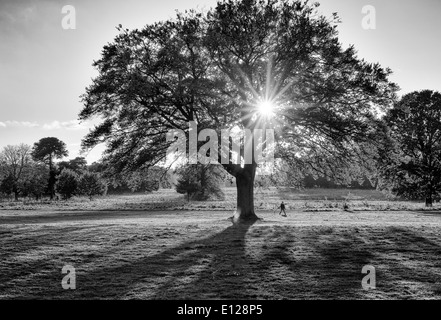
top-left (0, 187), bottom-right (439, 212)
top-left (1, 188), bottom-right (441, 300)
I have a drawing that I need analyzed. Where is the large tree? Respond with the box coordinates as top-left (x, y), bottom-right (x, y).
top-left (80, 0), bottom-right (397, 222)
top-left (379, 90), bottom-right (441, 207)
top-left (31, 137), bottom-right (68, 200)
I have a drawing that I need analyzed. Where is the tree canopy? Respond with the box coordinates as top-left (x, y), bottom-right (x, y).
top-left (57, 157), bottom-right (87, 174)
top-left (32, 137), bottom-right (68, 167)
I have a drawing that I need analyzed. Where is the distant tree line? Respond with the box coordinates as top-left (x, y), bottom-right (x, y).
top-left (90, 162), bottom-right (172, 194)
top-left (301, 175), bottom-right (374, 190)
top-left (0, 144), bottom-right (47, 201)
top-left (0, 135), bottom-right (182, 202)
top-left (0, 138), bottom-right (108, 201)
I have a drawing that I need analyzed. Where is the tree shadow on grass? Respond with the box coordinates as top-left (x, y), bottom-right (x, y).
top-left (4, 220), bottom-right (441, 299)
top-left (61, 223), bottom-right (441, 300)
top-left (416, 211), bottom-right (441, 217)
top-left (243, 225), bottom-right (441, 299)
top-left (72, 220), bottom-right (256, 299)
top-left (0, 224), bottom-right (119, 299)
top-left (251, 226), bottom-right (376, 299)
top-left (374, 226), bottom-right (441, 298)
top-left (0, 224), bottom-right (116, 261)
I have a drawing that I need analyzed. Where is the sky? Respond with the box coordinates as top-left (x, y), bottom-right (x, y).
top-left (0, 0), bottom-right (440, 163)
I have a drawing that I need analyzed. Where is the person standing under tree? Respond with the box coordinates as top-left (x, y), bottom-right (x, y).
top-left (279, 201), bottom-right (287, 217)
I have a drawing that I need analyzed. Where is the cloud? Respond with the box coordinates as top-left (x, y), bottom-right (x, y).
top-left (42, 120), bottom-right (88, 131)
top-left (0, 119), bottom-right (90, 130)
top-left (0, 120), bottom-right (39, 128)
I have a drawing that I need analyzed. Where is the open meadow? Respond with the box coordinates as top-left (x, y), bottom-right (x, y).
top-left (1, 188), bottom-right (441, 300)
top-left (0, 187), bottom-right (438, 212)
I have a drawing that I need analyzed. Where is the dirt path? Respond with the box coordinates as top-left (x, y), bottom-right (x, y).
top-left (1, 209), bottom-right (440, 226)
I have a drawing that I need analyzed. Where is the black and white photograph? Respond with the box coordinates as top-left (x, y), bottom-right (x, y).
top-left (0, 0), bottom-right (440, 307)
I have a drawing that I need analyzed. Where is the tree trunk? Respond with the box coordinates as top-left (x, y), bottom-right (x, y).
top-left (14, 190), bottom-right (19, 201)
top-left (49, 169), bottom-right (56, 200)
top-left (425, 194), bottom-right (433, 207)
top-left (48, 154), bottom-right (54, 200)
top-left (233, 164), bottom-right (259, 223)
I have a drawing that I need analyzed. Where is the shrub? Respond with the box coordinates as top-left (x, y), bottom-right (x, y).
top-left (19, 166), bottom-right (48, 200)
top-left (78, 172), bottom-right (107, 200)
top-left (176, 175), bottom-right (199, 201)
top-left (0, 174), bottom-right (15, 198)
top-left (56, 169), bottom-right (79, 200)
top-left (175, 164), bottom-right (225, 201)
